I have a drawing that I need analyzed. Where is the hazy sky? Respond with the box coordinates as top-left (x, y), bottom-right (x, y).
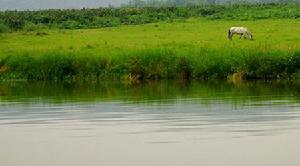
top-left (0, 0), bottom-right (128, 10)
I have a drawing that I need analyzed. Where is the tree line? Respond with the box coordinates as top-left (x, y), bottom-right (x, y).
top-left (0, 3), bottom-right (299, 33)
top-left (126, 0), bottom-right (300, 7)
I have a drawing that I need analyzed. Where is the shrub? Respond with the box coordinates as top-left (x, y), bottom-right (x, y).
top-left (92, 17), bottom-right (121, 27)
top-left (23, 22), bottom-right (46, 32)
top-left (59, 21), bottom-right (83, 29)
top-left (5, 17), bottom-right (25, 30)
top-left (0, 23), bottom-right (10, 33)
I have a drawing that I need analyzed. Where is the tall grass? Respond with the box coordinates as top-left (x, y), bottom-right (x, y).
top-left (1, 46), bottom-right (299, 81)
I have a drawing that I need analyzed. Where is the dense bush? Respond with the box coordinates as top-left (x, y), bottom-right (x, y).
top-left (4, 16), bottom-right (25, 30)
top-left (0, 4), bottom-right (299, 32)
top-left (23, 22), bottom-right (47, 32)
top-left (0, 22), bottom-right (9, 33)
top-left (92, 17), bottom-right (121, 27)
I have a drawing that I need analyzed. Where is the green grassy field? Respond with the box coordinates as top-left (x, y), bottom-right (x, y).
top-left (0, 18), bottom-right (300, 81)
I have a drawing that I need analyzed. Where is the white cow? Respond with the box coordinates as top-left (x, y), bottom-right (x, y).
top-left (228, 27), bottom-right (253, 40)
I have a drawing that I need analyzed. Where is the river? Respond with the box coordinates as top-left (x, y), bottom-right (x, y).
top-left (1, 81), bottom-right (300, 166)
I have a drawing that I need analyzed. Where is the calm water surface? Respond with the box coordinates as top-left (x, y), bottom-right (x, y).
top-left (1, 81), bottom-right (300, 166)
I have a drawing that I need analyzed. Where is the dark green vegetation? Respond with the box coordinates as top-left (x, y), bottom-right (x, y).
top-left (0, 4), bottom-right (299, 31)
top-left (127, 0), bottom-right (300, 7)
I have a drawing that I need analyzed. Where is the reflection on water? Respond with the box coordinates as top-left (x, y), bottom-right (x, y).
top-left (1, 81), bottom-right (300, 166)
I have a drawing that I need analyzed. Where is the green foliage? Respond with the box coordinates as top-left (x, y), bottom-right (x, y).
top-left (92, 17), bottom-right (121, 27)
top-left (0, 22), bottom-right (9, 33)
top-left (59, 20), bottom-right (83, 29)
top-left (23, 22), bottom-right (47, 32)
top-left (0, 4), bottom-right (299, 32)
top-left (127, 0), bottom-right (299, 7)
top-left (1, 47), bottom-right (300, 81)
top-left (4, 15), bottom-right (25, 30)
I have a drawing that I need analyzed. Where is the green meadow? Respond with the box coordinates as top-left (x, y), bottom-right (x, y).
top-left (0, 18), bottom-right (300, 81)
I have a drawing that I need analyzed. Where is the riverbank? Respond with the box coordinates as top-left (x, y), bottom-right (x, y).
top-left (0, 19), bottom-right (299, 81)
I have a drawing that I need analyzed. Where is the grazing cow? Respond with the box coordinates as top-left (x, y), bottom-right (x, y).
top-left (228, 27), bottom-right (253, 40)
